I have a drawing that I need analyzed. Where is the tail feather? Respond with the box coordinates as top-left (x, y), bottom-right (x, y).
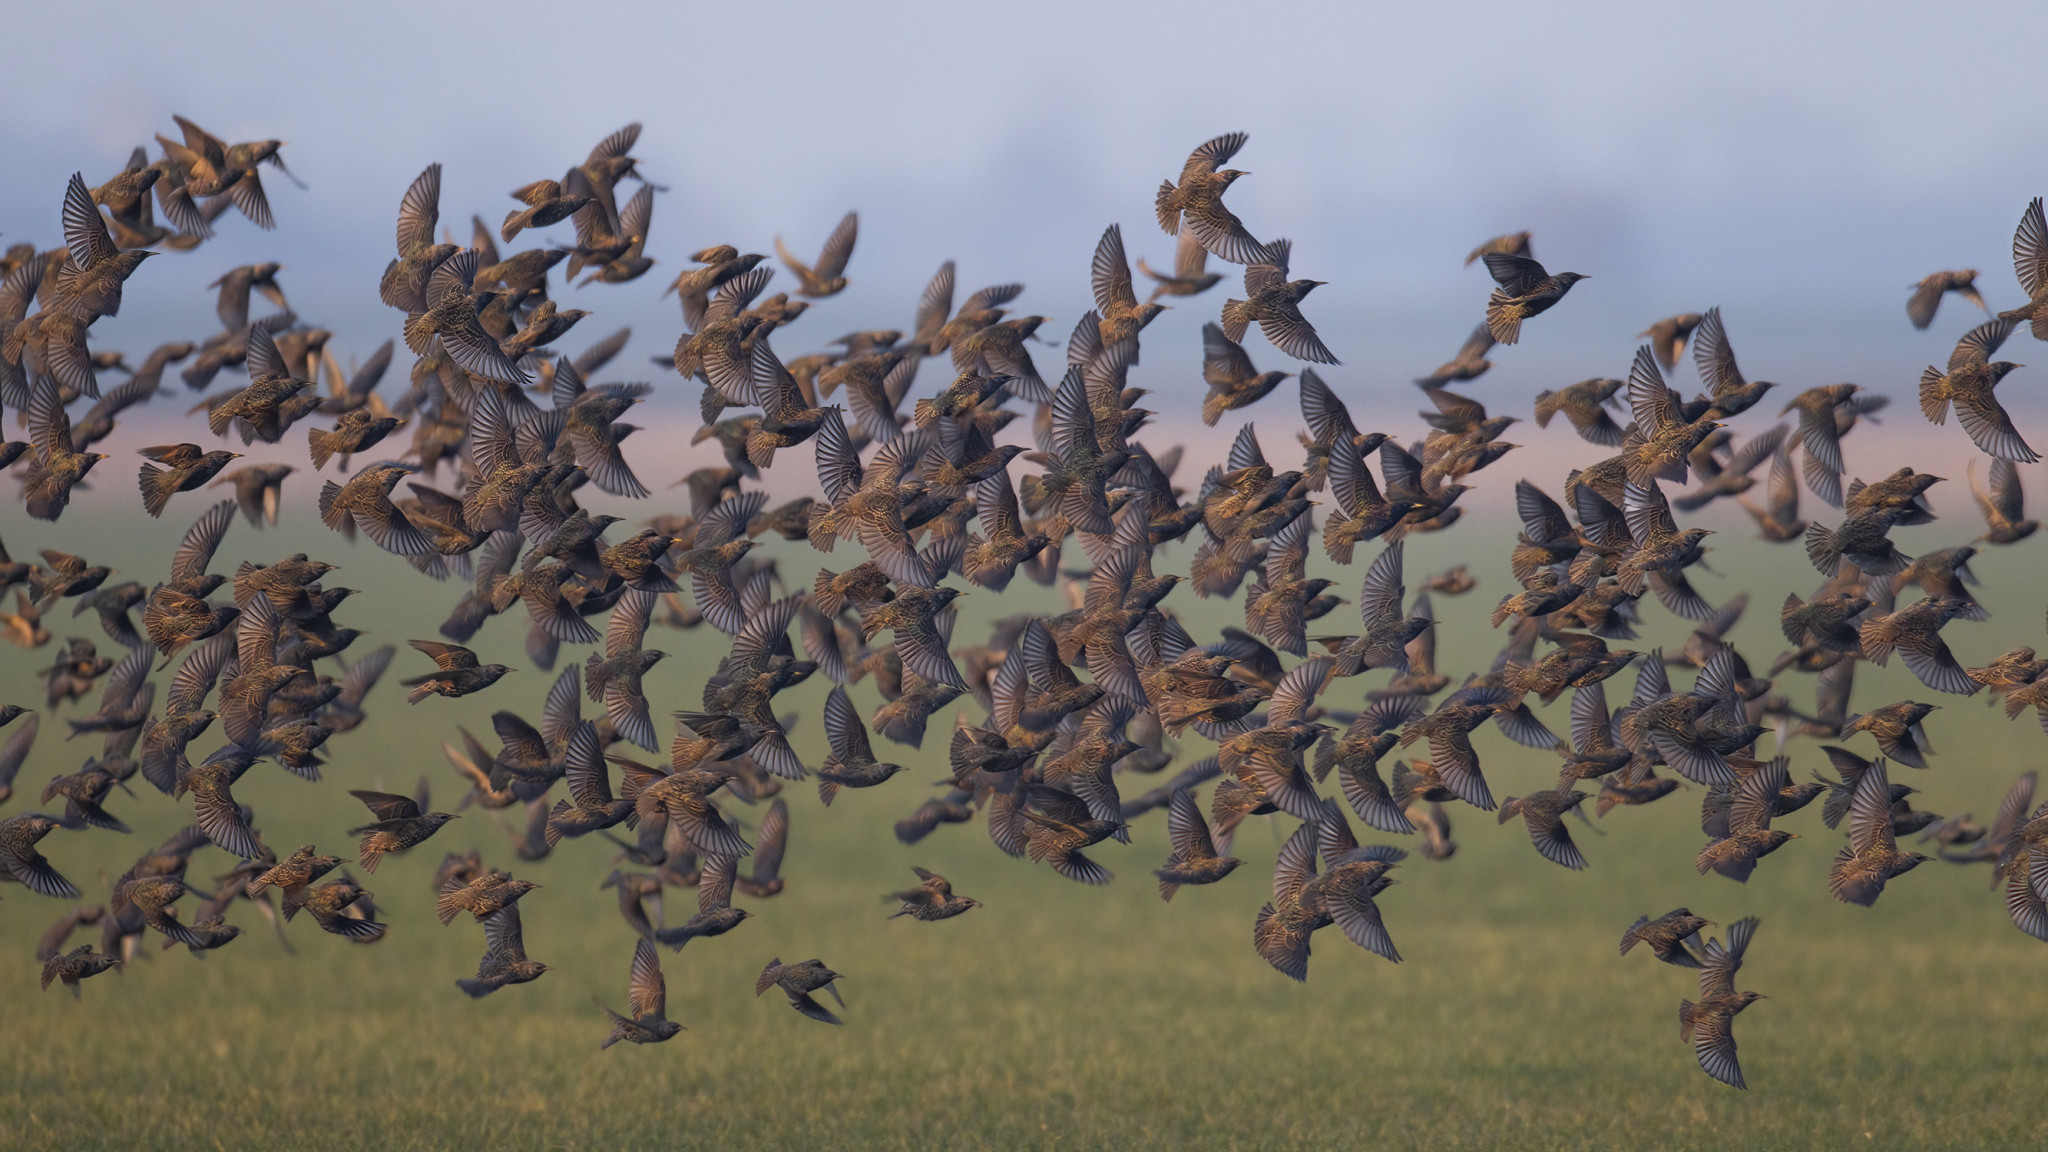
top-left (308, 426), bottom-right (335, 470)
top-left (1803, 521), bottom-right (1840, 576)
top-left (138, 463), bottom-right (171, 517)
top-left (1918, 367), bottom-right (1949, 424)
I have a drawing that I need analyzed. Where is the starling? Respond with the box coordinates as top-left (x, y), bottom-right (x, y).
top-left (248, 845), bottom-right (342, 920)
top-left (1497, 787), bottom-right (1590, 870)
top-left (347, 789), bottom-right (459, 872)
top-left (1220, 258), bottom-right (1338, 365)
top-left (1021, 783), bottom-right (1122, 885)
top-left (301, 875), bottom-right (386, 941)
top-left (137, 444), bottom-right (241, 517)
top-left (456, 904), bottom-right (549, 997)
top-left (0, 813), bottom-right (79, 897)
top-left (1640, 313), bottom-right (1704, 371)
top-left (1780, 383), bottom-right (1861, 507)
top-left (2000, 197), bottom-right (2048, 339)
top-left (402, 249), bottom-right (529, 385)
top-left (601, 939), bottom-right (684, 1048)
top-left (818, 685), bottom-right (902, 804)
top-left (1829, 757), bottom-right (1932, 906)
top-left (1689, 307), bottom-right (1775, 418)
top-left (1919, 317), bottom-right (2032, 462)
top-left (755, 957), bottom-right (846, 1025)
top-left (54, 171), bottom-right (155, 329)
top-left (655, 851), bottom-right (751, 950)
top-left (402, 640), bottom-right (512, 703)
top-left (1481, 252), bottom-right (1588, 345)
top-left (21, 378), bottom-right (108, 521)
top-left (1317, 703), bottom-right (1417, 834)
top-left (1137, 230), bottom-right (1224, 302)
top-left (1969, 457), bottom-right (2037, 544)
top-left (1858, 597), bottom-right (1978, 696)
top-left (0, 712), bottom-right (34, 805)
top-left (735, 799), bottom-right (789, 899)
top-left (1907, 268), bottom-right (1987, 329)
top-left (1200, 322), bottom-right (1290, 427)
top-left (1534, 377), bottom-right (1626, 448)
top-left (1413, 322), bottom-right (1496, 388)
top-left (40, 945), bottom-right (120, 998)
top-left (776, 211), bottom-right (857, 297)
top-left (1621, 909), bottom-right (1710, 968)
top-left (886, 866), bottom-right (981, 921)
top-left (501, 179), bottom-right (593, 243)
top-left (1155, 132), bottom-right (1266, 265)
top-left (308, 408), bottom-right (404, 472)
top-left (112, 875), bottom-right (208, 948)
top-left (1696, 756), bottom-right (1800, 882)
top-left (436, 869), bottom-right (540, 927)
top-left (1680, 918), bottom-right (1764, 1089)
top-left (1155, 787), bottom-right (1243, 901)
top-left (213, 463), bottom-right (294, 527)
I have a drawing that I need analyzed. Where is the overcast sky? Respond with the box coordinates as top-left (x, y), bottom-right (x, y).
top-left (8, 0), bottom-right (2048, 440)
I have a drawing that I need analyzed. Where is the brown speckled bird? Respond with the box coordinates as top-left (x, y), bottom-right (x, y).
top-left (1829, 757), bottom-right (1931, 906)
top-left (1680, 917), bottom-right (1763, 1089)
top-left (886, 866), bottom-right (981, 921)
top-left (1621, 908), bottom-right (1710, 968)
top-left (1221, 256), bottom-right (1338, 365)
top-left (456, 904), bottom-right (548, 997)
top-left (1919, 317), bottom-right (2032, 462)
top-left (347, 789), bottom-right (459, 872)
top-left (402, 640), bottom-right (512, 703)
top-left (435, 869), bottom-right (540, 927)
top-left (1482, 251), bottom-right (1587, 345)
top-left (0, 813), bottom-right (78, 897)
top-left (776, 211), bottom-right (857, 297)
top-left (1909, 268), bottom-right (1988, 329)
top-left (601, 939), bottom-right (684, 1047)
top-left (1498, 787), bottom-right (1590, 870)
top-left (755, 957), bottom-right (846, 1025)
top-left (40, 944), bottom-right (120, 998)
top-left (1154, 133), bottom-right (1266, 265)
top-left (1155, 787), bottom-right (1243, 901)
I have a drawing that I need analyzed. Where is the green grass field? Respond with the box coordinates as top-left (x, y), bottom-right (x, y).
top-left (4, 496), bottom-right (2047, 1151)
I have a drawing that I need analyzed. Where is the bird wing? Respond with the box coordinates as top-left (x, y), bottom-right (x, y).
top-left (1627, 346), bottom-right (1683, 433)
top-left (411, 639), bottom-right (478, 672)
top-left (627, 937), bottom-right (666, 1020)
top-left (1090, 224), bottom-right (1138, 315)
top-left (350, 789), bottom-right (422, 821)
top-left (1950, 317), bottom-right (2018, 371)
top-left (62, 172), bottom-right (118, 275)
top-left (1846, 756), bottom-right (1897, 857)
top-left (823, 684), bottom-right (873, 764)
top-left (811, 211), bottom-right (858, 281)
top-left (1690, 307), bottom-right (1746, 394)
top-left (750, 798), bottom-right (789, 885)
top-left (697, 851), bottom-right (738, 912)
top-left (2015, 197), bottom-right (2048, 301)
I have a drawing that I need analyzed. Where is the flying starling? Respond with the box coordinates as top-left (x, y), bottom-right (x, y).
top-left (347, 789), bottom-right (459, 872)
top-left (886, 866), bottom-right (981, 921)
top-left (755, 957), bottom-right (846, 1025)
top-left (1481, 252), bottom-right (1588, 345)
top-left (1680, 917), bottom-right (1764, 1089)
top-left (402, 640), bottom-right (512, 703)
top-left (1620, 908), bottom-right (1710, 968)
top-left (601, 939), bottom-right (684, 1047)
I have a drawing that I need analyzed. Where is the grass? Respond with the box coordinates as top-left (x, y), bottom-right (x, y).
top-left (3, 494), bottom-right (2048, 1151)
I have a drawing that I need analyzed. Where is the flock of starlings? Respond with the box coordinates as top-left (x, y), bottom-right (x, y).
top-left (0, 120), bottom-right (2045, 1088)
